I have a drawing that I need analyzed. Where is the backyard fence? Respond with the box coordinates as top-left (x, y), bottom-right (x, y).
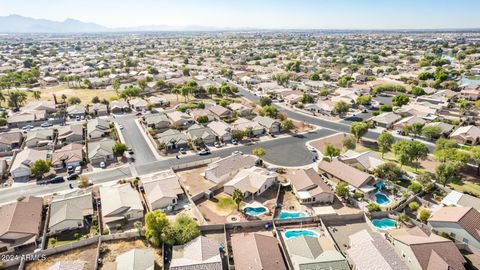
top-left (171, 157), bottom-right (219, 171)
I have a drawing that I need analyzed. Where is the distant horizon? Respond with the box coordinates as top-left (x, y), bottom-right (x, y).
top-left (1, 0), bottom-right (480, 30)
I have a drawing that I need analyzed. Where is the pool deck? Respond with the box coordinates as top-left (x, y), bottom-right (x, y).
top-left (324, 217), bottom-right (372, 254)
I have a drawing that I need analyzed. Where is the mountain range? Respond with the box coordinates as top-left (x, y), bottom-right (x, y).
top-left (0, 14), bottom-right (238, 33)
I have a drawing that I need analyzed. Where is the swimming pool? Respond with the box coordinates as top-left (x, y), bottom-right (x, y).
top-left (375, 192), bottom-right (391, 206)
top-left (244, 207), bottom-right (268, 217)
top-left (372, 218), bottom-right (397, 230)
top-left (284, 229), bottom-right (319, 239)
top-left (278, 211), bottom-right (307, 219)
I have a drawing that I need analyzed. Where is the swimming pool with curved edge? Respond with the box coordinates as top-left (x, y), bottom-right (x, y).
top-left (278, 211), bottom-right (307, 219)
top-left (244, 206), bottom-right (268, 217)
top-left (371, 218), bottom-right (397, 230)
top-left (284, 229), bottom-right (319, 239)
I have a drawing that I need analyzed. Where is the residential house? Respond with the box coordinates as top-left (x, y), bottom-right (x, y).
top-left (189, 109), bottom-right (215, 122)
top-left (392, 116), bottom-right (427, 131)
top-left (228, 103), bottom-right (252, 117)
top-left (396, 103), bottom-right (437, 118)
top-left (166, 111), bottom-right (195, 127)
top-left (287, 168), bottom-right (334, 204)
top-left (0, 131), bottom-right (23, 153)
top-left (129, 98), bottom-right (148, 111)
top-left (370, 112), bottom-right (402, 129)
top-left (148, 96), bottom-right (169, 107)
top-left (389, 227), bottom-right (466, 270)
top-left (99, 184), bottom-right (144, 228)
top-left (186, 124), bottom-right (216, 145)
top-left (7, 110), bottom-right (47, 128)
top-left (141, 169), bottom-right (183, 211)
top-left (115, 249), bottom-right (155, 270)
top-left (144, 113), bottom-right (170, 130)
top-left (89, 103), bottom-right (109, 117)
top-left (156, 129), bottom-right (188, 151)
top-left (25, 128), bottom-right (54, 148)
top-left (208, 105), bottom-right (232, 119)
top-left (22, 100), bottom-right (56, 114)
top-left (87, 138), bottom-right (115, 165)
top-left (204, 154), bottom-right (257, 184)
top-left (48, 192), bottom-right (93, 234)
top-left (87, 118), bottom-right (111, 140)
top-left (232, 118), bottom-right (264, 136)
top-left (66, 104), bottom-right (86, 119)
top-left (0, 196), bottom-right (43, 249)
top-left (224, 166), bottom-right (278, 197)
top-left (10, 148), bottom-right (48, 181)
top-left (231, 233), bottom-right (287, 270)
top-left (347, 229), bottom-right (409, 270)
top-left (305, 99), bottom-right (337, 115)
top-left (339, 150), bottom-right (385, 172)
top-left (441, 190), bottom-right (480, 211)
top-left (424, 122), bottom-right (455, 136)
top-left (110, 100), bottom-right (130, 114)
top-left (207, 121), bottom-right (232, 142)
top-left (57, 124), bottom-right (84, 143)
top-left (170, 236), bottom-right (223, 270)
top-left (318, 159), bottom-right (376, 191)
top-left (283, 232), bottom-right (350, 270)
top-left (253, 116), bottom-right (280, 134)
top-left (47, 261), bottom-right (85, 270)
top-left (51, 143), bottom-right (84, 170)
top-left (450, 125), bottom-right (480, 145)
top-left (428, 206), bottom-right (480, 249)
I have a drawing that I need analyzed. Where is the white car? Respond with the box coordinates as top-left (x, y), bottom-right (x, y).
top-left (74, 166), bottom-right (82, 174)
top-left (99, 161), bottom-right (106, 168)
top-left (118, 124), bottom-right (124, 130)
top-left (232, 151), bottom-right (243, 155)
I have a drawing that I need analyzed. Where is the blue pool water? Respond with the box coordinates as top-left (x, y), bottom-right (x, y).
top-left (244, 207), bottom-right (267, 217)
top-left (372, 219), bottom-right (397, 230)
top-left (284, 230), bottom-right (319, 239)
top-left (278, 211), bottom-right (307, 219)
top-left (461, 76), bottom-right (480, 86)
top-left (375, 192), bottom-right (391, 205)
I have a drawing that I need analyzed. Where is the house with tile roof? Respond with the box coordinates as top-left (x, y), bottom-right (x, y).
top-left (186, 124), bottom-right (216, 145)
top-left (287, 168), bottom-right (334, 204)
top-left (87, 118), bottom-right (111, 140)
top-left (224, 166), bottom-right (278, 198)
top-left (253, 116), bottom-right (280, 134)
top-left (318, 159), bottom-right (376, 191)
top-left (231, 233), bottom-right (287, 270)
top-left (370, 112), bottom-right (402, 129)
top-left (207, 121), bottom-right (232, 142)
top-left (339, 150), bottom-right (385, 172)
top-left (140, 169), bottom-right (183, 211)
top-left (57, 123), bottom-right (84, 143)
top-left (428, 206), bottom-right (480, 249)
top-left (450, 125), bottom-right (480, 145)
top-left (170, 236), bottom-right (223, 270)
top-left (99, 184), bottom-right (144, 228)
top-left (87, 138), bottom-right (115, 165)
top-left (441, 190), bottom-right (480, 211)
top-left (115, 248), bottom-right (155, 270)
top-left (204, 154), bottom-right (257, 184)
top-left (10, 148), bottom-right (48, 181)
top-left (0, 131), bottom-right (23, 153)
top-left (347, 229), bottom-right (409, 270)
top-left (48, 192), bottom-right (93, 234)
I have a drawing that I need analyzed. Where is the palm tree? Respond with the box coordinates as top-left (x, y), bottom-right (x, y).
top-left (61, 94), bottom-right (67, 104)
top-left (232, 188), bottom-right (244, 211)
top-left (7, 91), bottom-right (27, 109)
top-left (32, 90), bottom-right (41, 100)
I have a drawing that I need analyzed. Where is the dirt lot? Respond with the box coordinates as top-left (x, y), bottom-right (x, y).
top-left (99, 239), bottom-right (162, 270)
top-left (176, 166), bottom-right (215, 197)
top-left (310, 133), bottom-right (353, 153)
top-left (26, 244), bottom-right (97, 270)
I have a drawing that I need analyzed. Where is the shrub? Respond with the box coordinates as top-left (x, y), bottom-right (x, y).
top-left (408, 182), bottom-right (423, 194)
top-left (367, 203), bottom-right (381, 212)
top-left (409, 201), bottom-right (420, 211)
top-left (418, 208), bottom-right (431, 223)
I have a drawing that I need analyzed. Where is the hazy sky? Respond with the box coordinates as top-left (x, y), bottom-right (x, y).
top-left (1, 0), bottom-right (479, 29)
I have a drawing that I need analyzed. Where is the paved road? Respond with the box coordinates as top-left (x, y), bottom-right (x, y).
top-left (114, 114), bottom-right (157, 165)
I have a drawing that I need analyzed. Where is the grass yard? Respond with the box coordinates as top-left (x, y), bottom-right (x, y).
top-left (449, 181), bottom-right (480, 197)
top-left (216, 195), bottom-right (235, 209)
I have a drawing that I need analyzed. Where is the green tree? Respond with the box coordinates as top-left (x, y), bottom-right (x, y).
top-left (374, 162), bottom-right (404, 181)
top-left (232, 130), bottom-right (245, 141)
top-left (343, 137), bottom-right (356, 150)
top-left (333, 101), bottom-right (350, 116)
top-left (112, 143), bottom-right (127, 156)
top-left (418, 208), bottom-right (431, 223)
top-left (260, 105), bottom-right (278, 118)
top-left (367, 203), bottom-right (381, 212)
top-left (169, 214), bottom-right (200, 245)
top-left (0, 118), bottom-right (7, 126)
top-left (112, 79), bottom-right (121, 91)
top-left (411, 86), bottom-right (426, 96)
top-left (435, 138), bottom-right (459, 151)
top-left (67, 96), bottom-right (81, 105)
top-left (7, 90), bottom-right (27, 109)
top-left (32, 90), bottom-right (41, 100)
top-left (301, 93), bottom-right (314, 104)
top-left (206, 85), bottom-right (218, 98)
top-left (232, 188), bottom-right (244, 211)
top-left (392, 94), bottom-right (410, 107)
top-left (377, 131), bottom-right (394, 158)
top-left (471, 146), bottom-right (480, 175)
top-left (350, 122), bottom-right (369, 142)
top-left (145, 210), bottom-right (170, 247)
top-left (335, 181), bottom-right (349, 199)
top-left (409, 202), bottom-right (420, 211)
top-left (356, 95), bottom-right (372, 105)
top-left (324, 144), bottom-right (341, 161)
top-left (393, 140), bottom-right (429, 170)
top-left (421, 125), bottom-right (443, 141)
top-left (416, 172), bottom-right (435, 193)
top-left (252, 147), bottom-right (266, 157)
top-left (31, 160), bottom-right (51, 179)
top-left (281, 119), bottom-right (294, 132)
top-left (259, 96), bottom-right (272, 106)
top-left (435, 161), bottom-right (462, 186)
top-left (408, 182), bottom-right (423, 193)
top-left (197, 115), bottom-right (209, 124)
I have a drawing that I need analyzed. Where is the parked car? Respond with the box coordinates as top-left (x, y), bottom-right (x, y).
top-left (74, 166), bottom-right (82, 174)
top-left (99, 161), bottom-right (106, 168)
top-left (67, 165), bottom-right (74, 174)
top-left (179, 148), bottom-right (187, 154)
top-left (198, 148), bottom-right (211, 156)
top-left (118, 124), bottom-right (124, 130)
top-left (75, 116), bottom-right (81, 121)
top-left (67, 173), bottom-right (79, 180)
top-left (41, 122), bottom-right (52, 128)
top-left (232, 150), bottom-right (243, 155)
top-left (214, 142), bottom-right (222, 148)
top-left (127, 147), bottom-right (134, 154)
top-left (231, 139), bottom-right (238, 145)
top-left (49, 176), bottom-right (65, 184)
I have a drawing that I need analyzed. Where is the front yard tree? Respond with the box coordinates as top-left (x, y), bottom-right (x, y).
top-left (333, 101), bottom-right (350, 116)
top-left (260, 105), bottom-right (278, 118)
top-left (113, 143), bottom-right (127, 156)
top-left (252, 147), bottom-right (266, 157)
top-left (324, 144), bottom-right (341, 161)
top-left (373, 162), bottom-right (404, 181)
top-left (421, 125), bottom-right (443, 141)
top-left (232, 188), bottom-right (244, 211)
top-left (301, 93), bottom-right (314, 104)
top-left (281, 119), bottom-right (294, 132)
top-left (470, 146), bottom-right (480, 175)
top-left (259, 96), bottom-right (272, 107)
top-left (335, 181), bottom-right (349, 199)
top-left (349, 122), bottom-right (369, 142)
top-left (342, 137), bottom-right (356, 150)
top-left (67, 96), bottom-right (81, 105)
top-left (393, 140), bottom-right (429, 170)
top-left (145, 210), bottom-right (170, 247)
top-left (207, 85), bottom-right (218, 98)
top-left (392, 94), bottom-right (410, 107)
top-left (232, 130), bottom-right (245, 141)
top-left (31, 160), bottom-right (51, 179)
top-left (377, 131), bottom-right (394, 158)
top-left (435, 161), bottom-right (462, 186)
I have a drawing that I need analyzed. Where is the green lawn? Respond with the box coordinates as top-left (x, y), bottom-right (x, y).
top-left (215, 195), bottom-right (236, 209)
top-left (449, 181), bottom-right (480, 197)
